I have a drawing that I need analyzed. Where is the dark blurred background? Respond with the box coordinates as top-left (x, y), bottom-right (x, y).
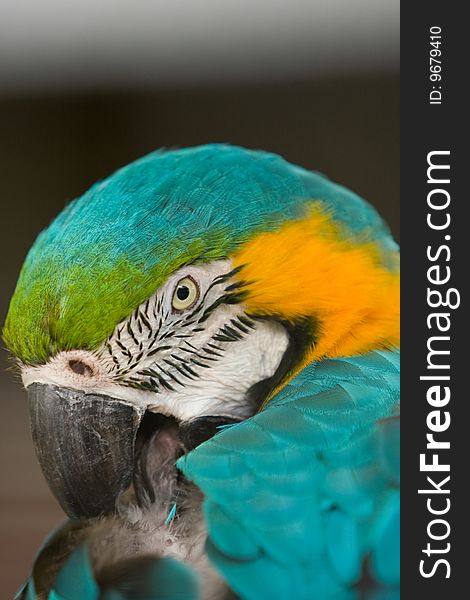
top-left (0, 1), bottom-right (399, 596)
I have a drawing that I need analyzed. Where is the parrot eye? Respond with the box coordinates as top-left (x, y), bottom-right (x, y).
top-left (171, 276), bottom-right (199, 312)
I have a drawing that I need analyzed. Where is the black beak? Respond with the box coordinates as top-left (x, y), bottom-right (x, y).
top-left (27, 383), bottom-right (243, 522)
top-left (28, 383), bottom-right (144, 520)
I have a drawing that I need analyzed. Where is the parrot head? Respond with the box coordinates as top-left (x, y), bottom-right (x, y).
top-left (3, 144), bottom-right (399, 520)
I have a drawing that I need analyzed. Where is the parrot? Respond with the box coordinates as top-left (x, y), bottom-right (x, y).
top-left (3, 144), bottom-right (400, 600)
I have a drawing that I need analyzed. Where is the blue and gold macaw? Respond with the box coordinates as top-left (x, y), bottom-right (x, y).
top-left (3, 145), bottom-right (400, 600)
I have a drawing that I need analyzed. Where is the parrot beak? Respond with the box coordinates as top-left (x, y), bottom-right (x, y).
top-left (27, 383), bottom-right (145, 520)
top-left (27, 383), bottom-right (242, 521)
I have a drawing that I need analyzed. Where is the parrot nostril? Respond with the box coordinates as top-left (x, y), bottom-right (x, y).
top-left (68, 359), bottom-right (94, 377)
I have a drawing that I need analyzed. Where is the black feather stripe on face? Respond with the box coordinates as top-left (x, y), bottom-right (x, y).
top-left (100, 267), bottom-right (253, 394)
top-left (245, 316), bottom-right (318, 412)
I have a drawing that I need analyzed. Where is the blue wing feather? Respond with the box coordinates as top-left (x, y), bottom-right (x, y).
top-left (178, 349), bottom-right (400, 599)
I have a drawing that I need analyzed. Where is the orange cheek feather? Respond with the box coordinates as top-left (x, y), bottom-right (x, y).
top-left (232, 209), bottom-right (400, 373)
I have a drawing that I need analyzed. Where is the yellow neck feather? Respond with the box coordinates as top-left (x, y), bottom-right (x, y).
top-left (232, 207), bottom-right (400, 397)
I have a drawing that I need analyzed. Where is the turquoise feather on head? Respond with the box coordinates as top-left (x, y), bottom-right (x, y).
top-left (3, 144), bottom-right (397, 365)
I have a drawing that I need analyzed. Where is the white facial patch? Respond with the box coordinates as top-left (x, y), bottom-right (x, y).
top-left (22, 260), bottom-right (289, 421)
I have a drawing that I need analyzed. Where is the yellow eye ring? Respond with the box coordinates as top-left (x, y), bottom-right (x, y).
top-left (172, 276), bottom-right (199, 312)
